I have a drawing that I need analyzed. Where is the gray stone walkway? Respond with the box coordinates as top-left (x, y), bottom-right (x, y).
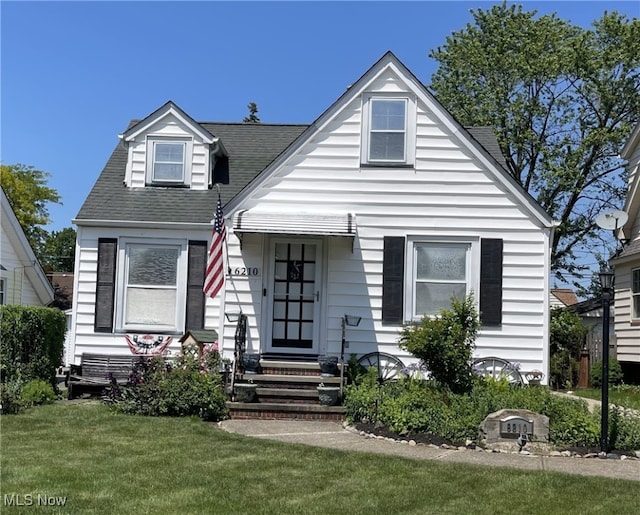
top-left (219, 418), bottom-right (640, 482)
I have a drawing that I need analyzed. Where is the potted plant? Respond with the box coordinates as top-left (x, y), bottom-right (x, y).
top-left (318, 355), bottom-right (338, 377)
top-left (525, 370), bottom-right (544, 386)
top-left (242, 353), bottom-right (261, 374)
top-left (234, 381), bottom-right (258, 402)
top-left (317, 383), bottom-right (340, 406)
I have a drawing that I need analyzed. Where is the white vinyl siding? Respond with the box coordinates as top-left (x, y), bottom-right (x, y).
top-left (125, 115), bottom-right (211, 189)
top-left (220, 66), bottom-right (551, 375)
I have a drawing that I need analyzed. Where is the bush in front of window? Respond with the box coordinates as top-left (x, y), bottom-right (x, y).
top-left (104, 352), bottom-right (228, 422)
top-left (398, 294), bottom-right (480, 394)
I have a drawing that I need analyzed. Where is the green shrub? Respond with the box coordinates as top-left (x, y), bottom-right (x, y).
top-left (591, 358), bottom-right (624, 388)
top-left (609, 407), bottom-right (640, 451)
top-left (398, 294), bottom-right (479, 394)
top-left (105, 351), bottom-right (228, 421)
top-left (0, 305), bottom-right (66, 387)
top-left (345, 378), bottom-right (607, 448)
top-left (549, 308), bottom-right (586, 389)
top-left (20, 379), bottom-right (57, 407)
top-left (0, 377), bottom-right (25, 415)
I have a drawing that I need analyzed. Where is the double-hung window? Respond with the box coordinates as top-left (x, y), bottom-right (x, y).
top-left (153, 142), bottom-right (184, 182)
top-left (146, 137), bottom-right (192, 185)
top-left (362, 95), bottom-right (415, 165)
top-left (117, 242), bottom-right (186, 332)
top-left (409, 241), bottom-right (472, 319)
top-left (0, 278), bottom-right (5, 305)
top-left (632, 268), bottom-right (640, 319)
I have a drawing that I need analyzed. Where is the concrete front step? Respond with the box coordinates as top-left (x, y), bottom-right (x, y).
top-left (256, 387), bottom-right (322, 404)
top-left (259, 360), bottom-right (346, 376)
top-left (237, 373), bottom-right (341, 389)
top-left (227, 401), bottom-right (346, 421)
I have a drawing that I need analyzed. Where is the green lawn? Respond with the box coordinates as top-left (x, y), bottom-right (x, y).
top-left (1, 402), bottom-right (639, 514)
top-left (573, 385), bottom-right (640, 411)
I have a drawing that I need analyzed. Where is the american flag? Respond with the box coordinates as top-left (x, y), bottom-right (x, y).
top-left (203, 192), bottom-right (226, 299)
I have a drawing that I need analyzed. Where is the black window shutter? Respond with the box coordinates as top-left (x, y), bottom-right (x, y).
top-left (186, 241), bottom-right (207, 331)
top-left (480, 238), bottom-right (503, 326)
top-left (382, 236), bottom-right (405, 325)
top-left (95, 238), bottom-right (117, 333)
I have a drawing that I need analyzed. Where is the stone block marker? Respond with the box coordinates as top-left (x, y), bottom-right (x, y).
top-left (479, 409), bottom-right (550, 453)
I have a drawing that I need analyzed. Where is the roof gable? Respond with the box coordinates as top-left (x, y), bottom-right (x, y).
top-left (621, 121), bottom-right (640, 239)
top-left (120, 100), bottom-right (216, 144)
top-left (1, 187), bottom-right (55, 305)
top-left (224, 51), bottom-right (555, 228)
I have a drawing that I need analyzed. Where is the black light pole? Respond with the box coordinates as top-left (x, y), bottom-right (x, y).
top-left (598, 268), bottom-right (614, 454)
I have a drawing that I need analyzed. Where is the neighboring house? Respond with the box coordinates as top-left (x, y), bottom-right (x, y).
top-left (611, 120), bottom-right (640, 381)
top-left (550, 288), bottom-right (579, 309)
top-left (70, 52), bottom-right (556, 381)
top-left (0, 187), bottom-right (55, 307)
top-left (46, 271), bottom-right (75, 365)
top-left (568, 297), bottom-right (615, 365)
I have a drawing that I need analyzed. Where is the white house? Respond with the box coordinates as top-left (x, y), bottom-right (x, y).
top-left (611, 121), bottom-right (640, 381)
top-left (1, 187), bottom-right (54, 307)
top-left (70, 52), bottom-right (556, 381)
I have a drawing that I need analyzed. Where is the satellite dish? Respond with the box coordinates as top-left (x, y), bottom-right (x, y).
top-left (595, 210), bottom-right (628, 231)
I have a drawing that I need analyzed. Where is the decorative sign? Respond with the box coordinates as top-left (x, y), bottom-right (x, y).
top-left (228, 266), bottom-right (261, 277)
top-left (499, 416), bottom-right (534, 439)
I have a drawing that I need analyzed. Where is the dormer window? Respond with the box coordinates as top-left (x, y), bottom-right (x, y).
top-left (146, 136), bottom-right (192, 186)
top-left (361, 94), bottom-right (415, 166)
top-left (154, 142), bottom-right (184, 181)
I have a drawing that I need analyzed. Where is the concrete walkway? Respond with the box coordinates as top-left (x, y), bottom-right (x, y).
top-left (219, 418), bottom-right (640, 482)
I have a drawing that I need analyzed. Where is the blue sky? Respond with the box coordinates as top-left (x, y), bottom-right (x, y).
top-left (2, 1), bottom-right (639, 273)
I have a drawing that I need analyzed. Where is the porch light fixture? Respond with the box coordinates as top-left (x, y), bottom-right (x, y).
top-left (225, 312), bottom-right (241, 322)
top-left (344, 315), bottom-right (362, 327)
top-left (596, 266), bottom-right (614, 454)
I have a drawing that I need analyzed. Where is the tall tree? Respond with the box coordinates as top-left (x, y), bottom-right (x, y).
top-left (40, 227), bottom-right (76, 272)
top-left (1, 164), bottom-right (61, 259)
top-left (243, 102), bottom-right (261, 123)
top-left (429, 3), bottom-right (640, 287)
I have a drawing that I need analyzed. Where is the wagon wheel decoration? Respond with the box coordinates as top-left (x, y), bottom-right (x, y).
top-left (356, 352), bottom-right (406, 384)
top-left (472, 357), bottom-right (524, 386)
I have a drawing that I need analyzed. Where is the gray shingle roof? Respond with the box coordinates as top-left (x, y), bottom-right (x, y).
top-left (75, 121), bottom-right (509, 226)
top-left (75, 123), bottom-right (307, 224)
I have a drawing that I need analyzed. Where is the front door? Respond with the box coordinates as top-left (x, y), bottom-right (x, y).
top-left (267, 239), bottom-right (322, 354)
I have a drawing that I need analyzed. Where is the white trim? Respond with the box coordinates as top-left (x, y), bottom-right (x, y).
top-left (121, 101), bottom-right (215, 144)
top-left (223, 53), bottom-right (555, 229)
top-left (233, 211), bottom-right (356, 237)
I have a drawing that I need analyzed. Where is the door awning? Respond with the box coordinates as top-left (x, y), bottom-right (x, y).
top-left (232, 210), bottom-right (356, 237)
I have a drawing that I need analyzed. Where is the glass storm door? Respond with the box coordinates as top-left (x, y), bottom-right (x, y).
top-left (268, 240), bottom-right (321, 353)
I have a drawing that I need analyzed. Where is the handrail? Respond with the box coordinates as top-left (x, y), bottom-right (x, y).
top-left (230, 313), bottom-right (247, 400)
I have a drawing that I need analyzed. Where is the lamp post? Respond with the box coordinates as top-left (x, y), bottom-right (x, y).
top-left (597, 268), bottom-right (614, 454)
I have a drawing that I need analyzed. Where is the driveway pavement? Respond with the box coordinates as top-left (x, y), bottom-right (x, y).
top-left (219, 418), bottom-right (640, 482)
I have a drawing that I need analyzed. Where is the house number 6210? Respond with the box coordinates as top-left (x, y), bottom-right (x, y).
top-left (228, 267), bottom-right (260, 276)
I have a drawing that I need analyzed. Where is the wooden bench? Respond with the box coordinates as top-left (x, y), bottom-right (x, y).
top-left (67, 353), bottom-right (139, 399)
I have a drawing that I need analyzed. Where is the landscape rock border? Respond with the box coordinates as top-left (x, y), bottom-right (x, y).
top-left (344, 421), bottom-right (640, 461)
